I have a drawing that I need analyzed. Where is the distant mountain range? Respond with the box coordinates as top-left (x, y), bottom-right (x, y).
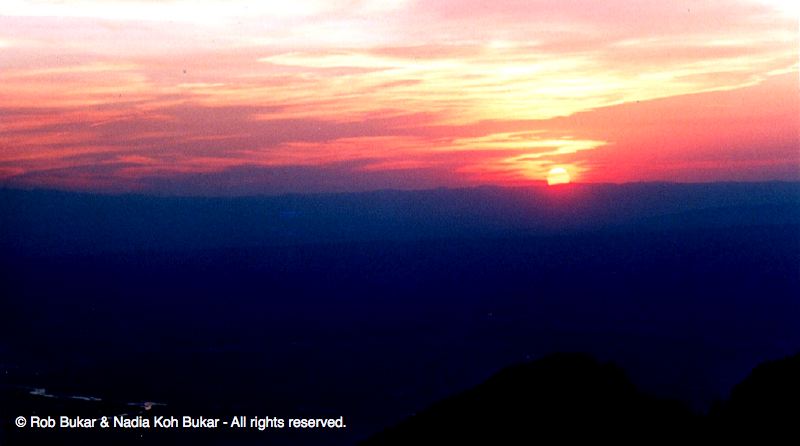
top-left (2, 182), bottom-right (798, 255)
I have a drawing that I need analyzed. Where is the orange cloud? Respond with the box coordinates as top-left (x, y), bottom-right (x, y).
top-left (0, 1), bottom-right (797, 192)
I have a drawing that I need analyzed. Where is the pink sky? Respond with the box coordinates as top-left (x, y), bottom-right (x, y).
top-left (1, 0), bottom-right (798, 193)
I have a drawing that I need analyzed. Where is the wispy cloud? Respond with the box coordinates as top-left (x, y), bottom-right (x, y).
top-left (0, 0), bottom-right (797, 192)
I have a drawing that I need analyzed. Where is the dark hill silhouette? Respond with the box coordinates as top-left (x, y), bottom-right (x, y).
top-left (712, 352), bottom-right (800, 430)
top-left (363, 352), bottom-right (800, 444)
top-left (363, 353), bottom-right (696, 444)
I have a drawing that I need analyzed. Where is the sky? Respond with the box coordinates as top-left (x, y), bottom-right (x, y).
top-left (1, 0), bottom-right (798, 194)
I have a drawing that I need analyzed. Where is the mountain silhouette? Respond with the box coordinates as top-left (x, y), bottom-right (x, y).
top-left (362, 353), bottom-right (695, 444)
top-left (363, 352), bottom-right (800, 444)
top-left (710, 352), bottom-right (800, 438)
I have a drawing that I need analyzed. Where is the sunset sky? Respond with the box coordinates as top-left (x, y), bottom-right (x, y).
top-left (1, 0), bottom-right (798, 194)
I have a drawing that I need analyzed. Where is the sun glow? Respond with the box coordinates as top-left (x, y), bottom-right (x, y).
top-left (547, 167), bottom-right (571, 186)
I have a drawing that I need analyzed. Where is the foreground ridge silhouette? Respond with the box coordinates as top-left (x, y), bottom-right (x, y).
top-left (363, 352), bottom-right (800, 444)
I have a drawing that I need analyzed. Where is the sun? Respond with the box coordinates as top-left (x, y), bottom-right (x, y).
top-left (546, 167), bottom-right (571, 186)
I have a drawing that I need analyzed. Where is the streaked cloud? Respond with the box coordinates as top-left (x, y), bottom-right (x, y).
top-left (0, 0), bottom-right (797, 192)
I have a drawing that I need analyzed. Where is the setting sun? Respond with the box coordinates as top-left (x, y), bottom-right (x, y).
top-left (547, 167), bottom-right (571, 186)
